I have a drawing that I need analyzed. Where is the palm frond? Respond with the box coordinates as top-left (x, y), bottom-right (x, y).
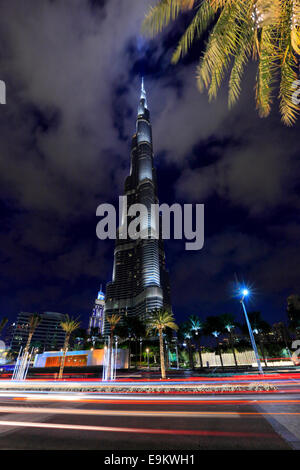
top-left (61, 315), bottom-right (81, 334)
top-left (142, 0), bottom-right (300, 125)
top-left (28, 313), bottom-right (41, 332)
top-left (255, 26), bottom-right (278, 117)
top-left (0, 318), bottom-right (8, 334)
top-left (277, 0), bottom-right (300, 125)
top-left (279, 48), bottom-right (299, 125)
top-left (172, 1), bottom-right (216, 64)
top-left (147, 309), bottom-right (178, 334)
top-left (107, 314), bottom-right (122, 327)
top-left (197, 0), bottom-right (250, 100)
top-left (142, 0), bottom-right (187, 37)
top-left (228, 14), bottom-right (255, 107)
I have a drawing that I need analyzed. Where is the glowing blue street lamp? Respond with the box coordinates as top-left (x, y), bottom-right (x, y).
top-left (239, 287), bottom-right (264, 375)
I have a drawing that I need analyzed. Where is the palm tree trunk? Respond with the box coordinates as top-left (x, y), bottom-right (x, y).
top-left (188, 341), bottom-right (194, 369)
top-left (259, 337), bottom-right (268, 367)
top-left (165, 342), bottom-right (169, 370)
top-left (159, 329), bottom-right (166, 379)
top-left (219, 350), bottom-right (224, 371)
top-left (135, 340), bottom-right (138, 368)
top-left (229, 332), bottom-right (238, 369)
top-left (107, 332), bottom-right (113, 380)
top-left (197, 339), bottom-right (203, 368)
top-left (24, 331), bottom-right (34, 356)
top-left (128, 339), bottom-right (131, 370)
top-left (216, 341), bottom-right (224, 371)
top-left (58, 335), bottom-right (69, 379)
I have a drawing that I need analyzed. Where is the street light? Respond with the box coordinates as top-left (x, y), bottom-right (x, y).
top-left (239, 287), bottom-right (264, 375)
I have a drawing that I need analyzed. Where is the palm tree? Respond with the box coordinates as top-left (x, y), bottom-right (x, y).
top-left (220, 313), bottom-right (238, 369)
top-left (0, 318), bottom-right (8, 338)
top-left (178, 322), bottom-right (195, 369)
top-left (188, 315), bottom-right (204, 368)
top-left (142, 0), bottom-right (300, 125)
top-left (106, 314), bottom-right (122, 380)
top-left (24, 314), bottom-right (41, 356)
top-left (58, 315), bottom-right (81, 379)
top-left (248, 312), bottom-right (271, 367)
top-left (204, 316), bottom-right (225, 371)
top-left (147, 309), bottom-right (178, 379)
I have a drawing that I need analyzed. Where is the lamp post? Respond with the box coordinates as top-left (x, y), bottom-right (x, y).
top-left (240, 288), bottom-right (264, 375)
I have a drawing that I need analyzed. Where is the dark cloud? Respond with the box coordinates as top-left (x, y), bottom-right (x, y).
top-left (0, 0), bottom-right (299, 327)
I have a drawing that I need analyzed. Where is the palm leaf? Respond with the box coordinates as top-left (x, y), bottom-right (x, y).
top-left (172, 1), bottom-right (216, 64)
top-left (142, 0), bottom-right (187, 37)
top-left (255, 26), bottom-right (278, 117)
top-left (61, 315), bottom-right (81, 334)
top-left (0, 318), bottom-right (8, 334)
top-left (278, 1), bottom-right (300, 125)
top-left (197, 0), bottom-right (249, 99)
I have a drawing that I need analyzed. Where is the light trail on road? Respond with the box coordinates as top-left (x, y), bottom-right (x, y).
top-left (0, 390), bottom-right (297, 449)
top-left (0, 405), bottom-right (300, 417)
top-left (4, 392), bottom-right (300, 406)
top-left (0, 419), bottom-right (281, 438)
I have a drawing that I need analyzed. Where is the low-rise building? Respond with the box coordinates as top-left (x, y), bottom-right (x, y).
top-left (33, 348), bottom-right (128, 369)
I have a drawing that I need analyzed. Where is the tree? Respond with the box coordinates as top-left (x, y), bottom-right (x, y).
top-left (178, 322), bottom-right (195, 369)
top-left (147, 309), bottom-right (178, 379)
top-left (142, 0), bottom-right (300, 126)
top-left (87, 327), bottom-right (104, 349)
top-left (24, 314), bottom-right (41, 356)
top-left (188, 315), bottom-right (204, 368)
top-left (220, 313), bottom-right (238, 369)
top-left (4, 349), bottom-right (17, 363)
top-left (0, 318), bottom-right (8, 338)
top-left (58, 316), bottom-right (81, 379)
top-left (287, 295), bottom-right (300, 337)
top-left (241, 311), bottom-right (271, 366)
top-left (204, 315), bottom-right (225, 370)
top-left (115, 315), bottom-right (146, 369)
top-left (106, 314), bottom-right (122, 379)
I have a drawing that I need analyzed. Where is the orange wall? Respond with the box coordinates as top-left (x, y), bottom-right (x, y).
top-left (45, 354), bottom-right (87, 367)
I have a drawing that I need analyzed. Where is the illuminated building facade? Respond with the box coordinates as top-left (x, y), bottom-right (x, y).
top-left (88, 286), bottom-right (105, 335)
top-left (33, 348), bottom-right (129, 369)
top-left (105, 79), bottom-right (171, 328)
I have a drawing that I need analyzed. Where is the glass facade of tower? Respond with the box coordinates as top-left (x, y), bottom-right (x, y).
top-left (104, 81), bottom-right (171, 328)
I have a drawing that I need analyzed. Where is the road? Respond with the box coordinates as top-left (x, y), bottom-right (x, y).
top-left (0, 384), bottom-right (299, 450)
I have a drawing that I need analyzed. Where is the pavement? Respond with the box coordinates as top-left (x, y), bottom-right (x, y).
top-left (0, 374), bottom-right (299, 450)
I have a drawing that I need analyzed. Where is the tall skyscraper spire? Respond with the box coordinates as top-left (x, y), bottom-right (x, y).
top-left (138, 76), bottom-right (148, 115)
top-left (141, 77), bottom-right (147, 105)
top-left (104, 80), bottom-right (171, 328)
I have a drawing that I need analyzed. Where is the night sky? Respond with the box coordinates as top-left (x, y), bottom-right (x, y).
top-left (0, 0), bottom-right (299, 330)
